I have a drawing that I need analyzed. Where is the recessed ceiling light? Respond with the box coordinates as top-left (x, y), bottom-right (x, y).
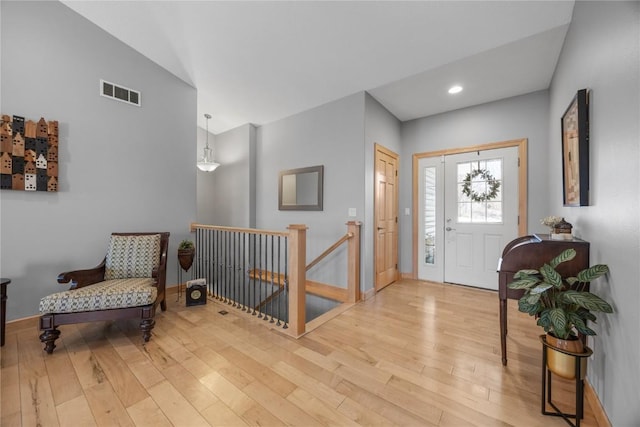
top-left (448, 85), bottom-right (463, 94)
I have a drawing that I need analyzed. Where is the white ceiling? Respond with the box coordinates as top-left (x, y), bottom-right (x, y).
top-left (61, 1), bottom-right (575, 134)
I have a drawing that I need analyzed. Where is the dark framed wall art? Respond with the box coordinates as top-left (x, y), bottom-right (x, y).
top-left (561, 89), bottom-right (589, 206)
top-left (1, 114), bottom-right (59, 192)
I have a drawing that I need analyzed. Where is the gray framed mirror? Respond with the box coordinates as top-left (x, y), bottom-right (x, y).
top-left (278, 165), bottom-right (324, 211)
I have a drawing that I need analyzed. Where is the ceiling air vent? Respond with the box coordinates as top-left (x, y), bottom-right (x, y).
top-left (100, 79), bottom-right (141, 107)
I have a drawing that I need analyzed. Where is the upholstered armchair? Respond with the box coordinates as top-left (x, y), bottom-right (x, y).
top-left (39, 232), bottom-right (169, 354)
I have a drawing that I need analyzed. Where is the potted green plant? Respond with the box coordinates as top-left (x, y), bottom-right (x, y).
top-left (508, 248), bottom-right (613, 378)
top-left (177, 239), bottom-right (195, 271)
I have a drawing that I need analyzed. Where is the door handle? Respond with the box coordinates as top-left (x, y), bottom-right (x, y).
top-left (377, 227), bottom-right (384, 231)
top-left (446, 227), bottom-right (455, 231)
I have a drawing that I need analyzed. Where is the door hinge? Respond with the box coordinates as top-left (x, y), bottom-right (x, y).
top-left (395, 264), bottom-right (398, 270)
top-left (518, 157), bottom-right (520, 167)
top-left (395, 170), bottom-right (398, 176)
top-left (395, 217), bottom-right (398, 223)
top-left (518, 215), bottom-right (520, 225)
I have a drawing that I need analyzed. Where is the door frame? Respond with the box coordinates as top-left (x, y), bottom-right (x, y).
top-left (374, 143), bottom-right (399, 291)
top-left (411, 138), bottom-right (528, 279)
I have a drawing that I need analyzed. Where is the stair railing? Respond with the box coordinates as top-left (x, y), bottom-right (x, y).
top-left (189, 221), bottom-right (361, 337)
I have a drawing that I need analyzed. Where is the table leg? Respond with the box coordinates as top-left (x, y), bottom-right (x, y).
top-left (1, 283), bottom-right (7, 347)
top-left (500, 297), bottom-right (507, 365)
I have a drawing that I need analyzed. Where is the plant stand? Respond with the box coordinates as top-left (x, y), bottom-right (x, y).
top-left (540, 335), bottom-right (593, 427)
top-left (176, 259), bottom-right (193, 302)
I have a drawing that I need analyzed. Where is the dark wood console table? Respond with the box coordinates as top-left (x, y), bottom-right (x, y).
top-left (1, 278), bottom-right (11, 346)
top-left (498, 235), bottom-right (589, 365)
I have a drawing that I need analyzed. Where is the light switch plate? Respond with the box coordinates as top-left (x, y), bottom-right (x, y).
top-left (348, 208), bottom-right (356, 217)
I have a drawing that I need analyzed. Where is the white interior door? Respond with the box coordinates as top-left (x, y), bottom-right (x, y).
top-left (443, 147), bottom-right (519, 289)
top-left (418, 147), bottom-right (520, 288)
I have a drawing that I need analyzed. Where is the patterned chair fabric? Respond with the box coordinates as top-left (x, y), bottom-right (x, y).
top-left (39, 232), bottom-right (169, 354)
top-left (104, 234), bottom-right (161, 280)
top-left (39, 278), bottom-right (157, 314)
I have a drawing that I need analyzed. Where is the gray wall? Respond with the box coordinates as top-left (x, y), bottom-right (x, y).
top-left (0, 1), bottom-right (197, 320)
top-left (201, 92), bottom-right (401, 297)
top-left (399, 90), bottom-right (551, 274)
top-left (197, 123), bottom-right (256, 227)
top-left (548, 2), bottom-right (639, 425)
top-left (256, 93), bottom-right (365, 289)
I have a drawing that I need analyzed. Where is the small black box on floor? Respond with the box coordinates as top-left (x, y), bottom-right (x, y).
top-left (185, 278), bottom-right (207, 307)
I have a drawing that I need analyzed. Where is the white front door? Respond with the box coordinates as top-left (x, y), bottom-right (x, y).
top-left (418, 146), bottom-right (519, 290)
top-left (443, 147), bottom-right (519, 289)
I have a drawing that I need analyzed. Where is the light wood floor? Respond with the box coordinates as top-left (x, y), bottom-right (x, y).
top-left (1, 279), bottom-right (602, 426)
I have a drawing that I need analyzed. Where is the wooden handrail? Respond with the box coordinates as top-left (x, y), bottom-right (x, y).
top-left (254, 286), bottom-right (286, 311)
top-left (248, 269), bottom-right (285, 286)
top-left (248, 269), bottom-right (349, 303)
top-left (306, 232), bottom-right (353, 272)
top-left (190, 222), bottom-right (288, 237)
top-left (307, 280), bottom-right (348, 302)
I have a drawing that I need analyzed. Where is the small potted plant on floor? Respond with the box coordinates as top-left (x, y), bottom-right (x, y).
top-left (177, 239), bottom-right (195, 271)
top-left (508, 248), bottom-right (613, 378)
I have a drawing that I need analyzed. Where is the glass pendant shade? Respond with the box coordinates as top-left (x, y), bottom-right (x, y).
top-left (197, 147), bottom-right (220, 172)
top-left (197, 113), bottom-right (219, 172)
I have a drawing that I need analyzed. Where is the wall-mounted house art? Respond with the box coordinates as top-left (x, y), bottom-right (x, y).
top-left (0, 114), bottom-right (58, 192)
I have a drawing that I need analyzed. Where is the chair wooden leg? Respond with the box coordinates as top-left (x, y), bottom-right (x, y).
top-left (160, 298), bottom-right (167, 312)
top-left (40, 328), bottom-right (60, 354)
top-left (140, 318), bottom-right (155, 342)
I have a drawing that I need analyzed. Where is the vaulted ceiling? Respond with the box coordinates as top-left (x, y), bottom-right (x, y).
top-left (62, 1), bottom-right (574, 133)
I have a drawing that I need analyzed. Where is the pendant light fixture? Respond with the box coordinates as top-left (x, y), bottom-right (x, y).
top-left (196, 113), bottom-right (220, 172)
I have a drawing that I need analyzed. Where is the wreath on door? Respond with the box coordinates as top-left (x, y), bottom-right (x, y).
top-left (461, 168), bottom-right (501, 202)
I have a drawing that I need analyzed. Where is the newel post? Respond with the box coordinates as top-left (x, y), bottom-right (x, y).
top-left (287, 224), bottom-right (307, 336)
top-left (346, 221), bottom-right (361, 302)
